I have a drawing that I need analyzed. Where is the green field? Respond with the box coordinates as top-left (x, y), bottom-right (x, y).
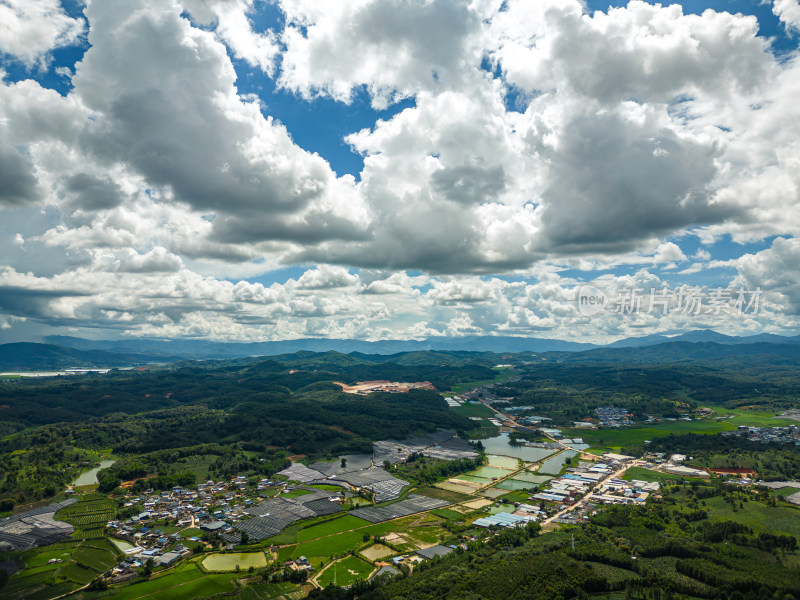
top-left (703, 497), bottom-right (800, 537)
top-left (292, 520), bottom-right (397, 562)
top-left (224, 581), bottom-right (300, 600)
top-left (282, 489), bottom-right (313, 499)
top-left (296, 515), bottom-right (368, 542)
top-left (291, 511), bottom-right (453, 564)
top-left (622, 467), bottom-right (682, 483)
top-left (275, 545), bottom-right (297, 563)
top-left (202, 552), bottom-right (268, 572)
top-left (109, 562), bottom-right (239, 600)
top-left (562, 420), bottom-right (734, 451)
top-left (448, 373), bottom-right (505, 394)
top-left (7, 495), bottom-right (120, 599)
top-left (702, 405), bottom-right (793, 428)
top-left (431, 508), bottom-right (462, 520)
top-left (449, 403), bottom-right (495, 419)
top-left (318, 556), bottom-right (375, 588)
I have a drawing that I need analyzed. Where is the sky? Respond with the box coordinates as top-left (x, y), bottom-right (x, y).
top-left (0, 0), bottom-right (799, 344)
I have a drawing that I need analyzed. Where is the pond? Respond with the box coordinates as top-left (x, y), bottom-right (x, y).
top-left (539, 450), bottom-right (578, 475)
top-left (494, 479), bottom-right (540, 491)
top-left (471, 466), bottom-right (514, 479)
top-left (72, 459), bottom-right (116, 486)
top-left (512, 472), bottom-right (553, 484)
top-left (479, 433), bottom-right (558, 462)
top-left (202, 552), bottom-right (268, 572)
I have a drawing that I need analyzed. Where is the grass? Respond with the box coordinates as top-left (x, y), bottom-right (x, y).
top-left (622, 467), bottom-right (683, 483)
top-left (109, 562), bottom-right (238, 600)
top-left (448, 368), bottom-right (515, 394)
top-left (293, 521), bottom-right (395, 561)
top-left (431, 508), bottom-right (462, 520)
top-left (498, 491), bottom-right (531, 503)
top-left (296, 516), bottom-right (368, 542)
top-left (281, 489), bottom-right (313, 499)
top-left (72, 545), bottom-right (117, 570)
top-left (227, 581), bottom-right (298, 600)
top-left (703, 496), bottom-right (800, 537)
top-left (701, 405), bottom-right (792, 428)
top-left (202, 552), bottom-right (268, 572)
top-left (311, 484), bottom-right (345, 491)
top-left (275, 545), bottom-right (297, 563)
top-left (317, 556), bottom-right (374, 588)
top-left (562, 420), bottom-right (734, 451)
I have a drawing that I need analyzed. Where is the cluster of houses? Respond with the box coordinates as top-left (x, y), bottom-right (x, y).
top-left (531, 459), bottom-right (621, 507)
top-left (723, 424), bottom-right (800, 445)
top-left (588, 478), bottom-right (661, 505)
top-left (595, 406), bottom-right (633, 427)
top-left (106, 475), bottom-right (291, 577)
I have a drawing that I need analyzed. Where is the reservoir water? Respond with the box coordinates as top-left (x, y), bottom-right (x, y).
top-left (479, 433), bottom-right (558, 462)
top-left (72, 459), bottom-right (116, 486)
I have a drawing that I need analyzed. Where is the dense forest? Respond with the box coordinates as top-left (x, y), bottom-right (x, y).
top-left (0, 352), bottom-right (495, 505)
top-left (491, 357), bottom-right (800, 425)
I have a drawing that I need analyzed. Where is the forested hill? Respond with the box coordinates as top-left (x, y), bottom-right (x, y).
top-left (554, 340), bottom-right (800, 363)
top-left (0, 354), bottom-right (493, 451)
top-left (0, 342), bottom-right (180, 370)
top-left (8, 335), bottom-right (800, 371)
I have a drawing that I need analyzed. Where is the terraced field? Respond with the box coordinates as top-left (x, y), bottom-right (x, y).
top-left (5, 495), bottom-right (120, 599)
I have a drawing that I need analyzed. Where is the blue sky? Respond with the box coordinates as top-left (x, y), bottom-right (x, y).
top-left (0, 0), bottom-right (799, 343)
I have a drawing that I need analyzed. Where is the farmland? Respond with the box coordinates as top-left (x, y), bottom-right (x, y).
top-left (110, 562), bottom-right (237, 600)
top-left (4, 495), bottom-right (120, 599)
top-left (317, 556), bottom-right (374, 588)
top-left (561, 420), bottom-right (734, 451)
top-left (202, 552), bottom-right (269, 572)
top-left (2, 348), bottom-right (800, 599)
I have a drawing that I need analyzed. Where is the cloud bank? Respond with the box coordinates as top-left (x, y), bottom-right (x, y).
top-left (0, 0), bottom-right (798, 342)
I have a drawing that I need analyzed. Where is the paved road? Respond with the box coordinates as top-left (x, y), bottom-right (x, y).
top-left (476, 397), bottom-right (596, 460)
top-left (541, 464), bottom-right (629, 528)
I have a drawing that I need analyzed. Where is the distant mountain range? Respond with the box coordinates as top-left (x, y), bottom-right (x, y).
top-left (0, 329), bottom-right (796, 370)
top-left (0, 342), bottom-right (181, 371)
top-left (556, 340), bottom-right (800, 363)
top-left (42, 334), bottom-right (596, 358)
top-left (606, 329), bottom-right (800, 348)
